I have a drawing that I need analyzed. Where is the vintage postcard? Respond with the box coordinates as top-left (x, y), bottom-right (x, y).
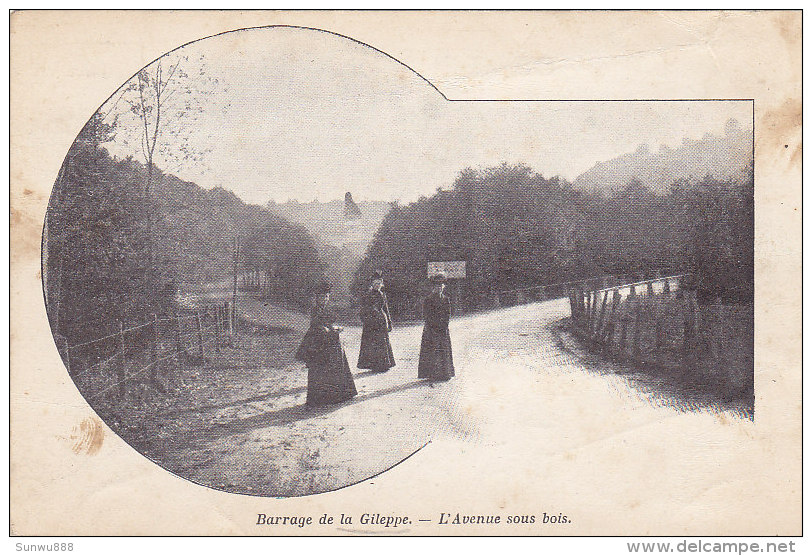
top-left (9, 10), bottom-right (801, 537)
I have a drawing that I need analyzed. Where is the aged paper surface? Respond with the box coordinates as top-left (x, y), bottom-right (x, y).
top-left (9, 10), bottom-right (801, 535)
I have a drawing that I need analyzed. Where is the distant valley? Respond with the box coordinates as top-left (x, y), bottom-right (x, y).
top-left (266, 197), bottom-right (393, 304)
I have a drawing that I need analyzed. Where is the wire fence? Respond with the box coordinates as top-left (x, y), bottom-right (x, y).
top-left (56, 302), bottom-right (233, 402)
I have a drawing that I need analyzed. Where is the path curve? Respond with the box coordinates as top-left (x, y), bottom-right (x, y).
top-left (148, 297), bottom-right (753, 502)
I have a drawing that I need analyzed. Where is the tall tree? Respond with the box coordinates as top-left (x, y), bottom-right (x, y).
top-left (119, 53), bottom-right (220, 279)
top-left (44, 113), bottom-right (117, 335)
top-left (355, 162), bottom-right (754, 318)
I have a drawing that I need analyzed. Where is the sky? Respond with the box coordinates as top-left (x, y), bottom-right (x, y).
top-left (100, 26), bottom-right (753, 205)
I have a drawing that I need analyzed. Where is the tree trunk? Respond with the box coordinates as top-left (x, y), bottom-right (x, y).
top-left (145, 158), bottom-right (156, 289)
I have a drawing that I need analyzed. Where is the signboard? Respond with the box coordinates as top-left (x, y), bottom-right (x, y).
top-left (427, 261), bottom-right (466, 279)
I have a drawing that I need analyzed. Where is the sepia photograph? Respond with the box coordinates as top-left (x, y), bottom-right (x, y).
top-left (10, 10), bottom-right (800, 538)
top-left (41, 24), bottom-right (755, 498)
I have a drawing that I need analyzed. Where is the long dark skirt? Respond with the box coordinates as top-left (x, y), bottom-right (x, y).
top-left (298, 332), bottom-right (357, 406)
top-left (417, 326), bottom-right (455, 381)
top-left (357, 324), bottom-right (395, 371)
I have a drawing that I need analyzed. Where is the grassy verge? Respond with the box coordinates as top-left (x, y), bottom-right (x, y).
top-left (70, 327), bottom-right (303, 458)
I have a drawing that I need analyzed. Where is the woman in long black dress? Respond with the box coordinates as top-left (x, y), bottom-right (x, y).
top-left (418, 273), bottom-right (455, 381)
top-left (295, 283), bottom-right (357, 406)
top-left (357, 270), bottom-right (396, 372)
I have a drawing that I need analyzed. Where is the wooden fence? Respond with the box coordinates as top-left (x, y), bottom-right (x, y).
top-left (55, 302), bottom-right (232, 401)
top-left (376, 271), bottom-right (678, 321)
top-left (239, 269), bottom-right (271, 294)
top-left (568, 274), bottom-right (703, 368)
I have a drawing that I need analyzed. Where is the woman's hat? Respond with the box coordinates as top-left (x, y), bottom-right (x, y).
top-left (369, 269), bottom-right (383, 281)
top-left (430, 272), bottom-right (447, 283)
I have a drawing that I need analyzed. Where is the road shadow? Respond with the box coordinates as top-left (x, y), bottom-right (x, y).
top-left (159, 369), bottom-right (396, 417)
top-left (171, 379), bottom-right (433, 446)
top-left (551, 318), bottom-right (753, 420)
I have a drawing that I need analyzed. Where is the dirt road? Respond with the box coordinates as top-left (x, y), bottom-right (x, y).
top-left (136, 297), bottom-right (751, 498)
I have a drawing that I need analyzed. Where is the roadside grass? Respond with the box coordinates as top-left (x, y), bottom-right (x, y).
top-left (72, 328), bottom-right (304, 459)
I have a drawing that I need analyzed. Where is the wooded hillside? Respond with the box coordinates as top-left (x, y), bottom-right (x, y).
top-left (44, 119), bottom-right (325, 344)
top-left (356, 162), bottom-right (753, 319)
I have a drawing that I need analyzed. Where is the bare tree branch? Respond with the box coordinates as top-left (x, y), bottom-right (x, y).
top-left (136, 72), bottom-right (152, 163)
top-left (159, 58), bottom-right (181, 97)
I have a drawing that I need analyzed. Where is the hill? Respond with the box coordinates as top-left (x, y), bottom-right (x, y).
top-left (356, 162), bottom-right (754, 320)
top-left (573, 119), bottom-right (752, 195)
top-left (43, 133), bottom-right (325, 343)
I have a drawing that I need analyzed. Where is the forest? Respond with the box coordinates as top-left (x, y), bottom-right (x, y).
top-left (355, 162), bottom-right (754, 319)
top-left (43, 116), bottom-right (326, 345)
top-left (45, 111), bottom-right (754, 342)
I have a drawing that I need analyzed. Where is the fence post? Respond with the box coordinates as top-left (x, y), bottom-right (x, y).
top-left (174, 310), bottom-right (185, 371)
top-left (151, 314), bottom-right (160, 383)
top-left (663, 279), bottom-right (671, 294)
top-left (655, 302), bottom-right (664, 362)
top-left (647, 281), bottom-right (655, 296)
top-left (214, 305), bottom-right (222, 353)
top-left (632, 300), bottom-right (642, 360)
top-left (682, 290), bottom-right (700, 367)
top-left (618, 313), bottom-right (629, 359)
top-left (577, 290), bottom-right (583, 318)
top-left (117, 321), bottom-right (126, 398)
top-left (196, 310), bottom-right (205, 362)
top-left (602, 290), bottom-right (621, 354)
top-left (689, 290), bottom-right (700, 340)
top-left (682, 292), bottom-right (692, 364)
top-left (226, 301), bottom-right (233, 336)
top-left (590, 291), bottom-right (598, 333)
top-left (594, 290), bottom-right (609, 346)
top-left (710, 296), bottom-right (721, 361)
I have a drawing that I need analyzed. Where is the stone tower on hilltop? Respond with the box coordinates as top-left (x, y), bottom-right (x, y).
top-left (344, 191), bottom-right (362, 219)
